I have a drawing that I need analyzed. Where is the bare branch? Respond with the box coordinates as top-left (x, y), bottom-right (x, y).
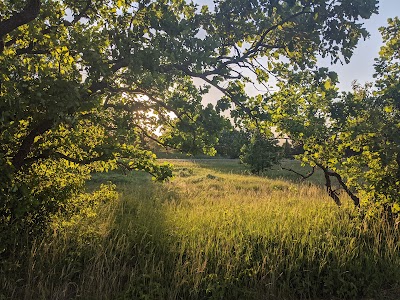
top-left (280, 164), bottom-right (315, 181)
top-left (319, 164), bottom-right (342, 206)
top-left (315, 162), bottom-right (360, 207)
top-left (325, 168), bottom-right (360, 207)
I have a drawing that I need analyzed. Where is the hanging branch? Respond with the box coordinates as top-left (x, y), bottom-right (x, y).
top-left (320, 165), bottom-right (342, 206)
top-left (315, 162), bottom-right (360, 207)
top-left (324, 168), bottom-right (360, 207)
top-left (280, 164), bottom-right (315, 181)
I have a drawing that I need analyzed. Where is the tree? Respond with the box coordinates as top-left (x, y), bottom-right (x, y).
top-left (0, 0), bottom-right (378, 243)
top-left (261, 17), bottom-right (400, 212)
top-left (282, 139), bottom-right (292, 158)
top-left (240, 131), bottom-right (280, 174)
top-left (214, 124), bottom-right (250, 159)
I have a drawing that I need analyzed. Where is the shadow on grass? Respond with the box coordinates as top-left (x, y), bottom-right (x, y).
top-left (1, 175), bottom-right (184, 299)
top-left (79, 176), bottom-right (268, 299)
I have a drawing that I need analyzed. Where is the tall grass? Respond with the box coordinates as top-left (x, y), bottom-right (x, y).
top-left (2, 160), bottom-right (399, 299)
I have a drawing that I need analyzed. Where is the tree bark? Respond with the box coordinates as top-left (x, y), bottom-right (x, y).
top-left (315, 162), bottom-right (360, 207)
top-left (0, 0), bottom-right (41, 39)
top-left (11, 119), bottom-right (53, 171)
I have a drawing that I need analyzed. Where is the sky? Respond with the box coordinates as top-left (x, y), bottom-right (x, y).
top-left (195, 0), bottom-right (400, 103)
top-left (320, 0), bottom-right (400, 91)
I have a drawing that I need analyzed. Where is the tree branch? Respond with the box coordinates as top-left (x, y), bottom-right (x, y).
top-left (22, 149), bottom-right (113, 167)
top-left (195, 74), bottom-right (253, 116)
top-left (280, 164), bottom-right (315, 181)
top-left (315, 162), bottom-right (360, 207)
top-left (63, 0), bottom-right (92, 26)
top-left (0, 0), bottom-right (41, 40)
top-left (54, 151), bottom-right (111, 165)
top-left (243, 9), bottom-right (311, 60)
top-left (162, 8), bottom-right (312, 84)
top-left (15, 41), bottom-right (49, 55)
top-left (131, 123), bottom-right (181, 151)
top-left (318, 163), bottom-right (342, 206)
top-left (325, 168), bottom-right (360, 207)
top-left (11, 119), bottom-right (53, 171)
top-left (116, 160), bottom-right (158, 178)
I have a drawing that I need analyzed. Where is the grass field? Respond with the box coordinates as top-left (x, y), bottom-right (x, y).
top-left (2, 159), bottom-right (400, 299)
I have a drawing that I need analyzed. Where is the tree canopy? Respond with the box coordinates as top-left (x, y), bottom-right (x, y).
top-left (260, 17), bottom-right (400, 212)
top-left (0, 0), bottom-right (380, 239)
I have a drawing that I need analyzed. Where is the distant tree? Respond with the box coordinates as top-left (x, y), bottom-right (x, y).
top-left (240, 131), bottom-right (280, 174)
top-left (282, 139), bottom-right (292, 159)
top-left (160, 103), bottom-right (228, 156)
top-left (215, 125), bottom-right (250, 159)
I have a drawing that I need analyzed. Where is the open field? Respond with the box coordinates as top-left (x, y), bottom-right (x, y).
top-left (2, 159), bottom-right (399, 299)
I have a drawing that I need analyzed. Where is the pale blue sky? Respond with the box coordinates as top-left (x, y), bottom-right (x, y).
top-left (320, 0), bottom-right (400, 91)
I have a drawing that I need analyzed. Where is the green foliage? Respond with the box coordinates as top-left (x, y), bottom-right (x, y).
top-left (240, 131), bottom-right (281, 174)
top-left (214, 125), bottom-right (250, 159)
top-left (51, 183), bottom-right (118, 236)
top-left (0, 159), bottom-right (90, 255)
top-left (0, 0), bottom-right (223, 244)
top-left (1, 180), bottom-right (118, 288)
top-left (258, 18), bottom-right (400, 211)
top-left (160, 103), bottom-right (228, 156)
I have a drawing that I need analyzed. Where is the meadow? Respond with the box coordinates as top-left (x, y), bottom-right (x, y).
top-left (2, 159), bottom-right (400, 300)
